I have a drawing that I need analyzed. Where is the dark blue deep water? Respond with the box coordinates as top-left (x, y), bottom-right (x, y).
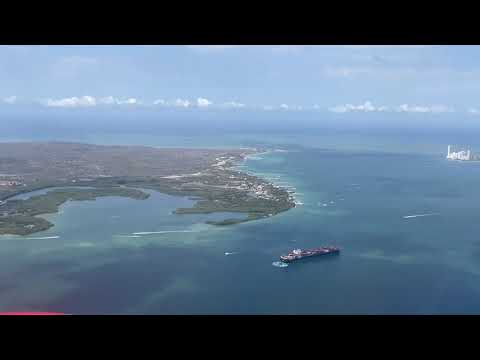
top-left (2, 132), bottom-right (480, 314)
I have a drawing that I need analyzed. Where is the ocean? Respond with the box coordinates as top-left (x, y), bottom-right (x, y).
top-left (2, 131), bottom-right (480, 314)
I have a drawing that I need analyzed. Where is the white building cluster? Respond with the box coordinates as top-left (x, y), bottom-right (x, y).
top-left (447, 145), bottom-right (473, 161)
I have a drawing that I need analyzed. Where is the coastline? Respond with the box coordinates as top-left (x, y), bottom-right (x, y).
top-left (175, 146), bottom-right (296, 225)
top-left (240, 148), bottom-right (299, 207)
top-left (0, 144), bottom-right (297, 236)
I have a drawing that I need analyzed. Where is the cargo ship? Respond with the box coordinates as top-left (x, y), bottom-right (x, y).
top-left (280, 246), bottom-right (340, 263)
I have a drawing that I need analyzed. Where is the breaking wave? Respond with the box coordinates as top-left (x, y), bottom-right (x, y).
top-left (403, 213), bottom-right (439, 219)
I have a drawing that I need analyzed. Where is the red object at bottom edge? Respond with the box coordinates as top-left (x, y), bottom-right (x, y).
top-left (0, 312), bottom-right (65, 315)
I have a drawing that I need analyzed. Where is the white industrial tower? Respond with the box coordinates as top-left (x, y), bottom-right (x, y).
top-left (447, 145), bottom-right (473, 160)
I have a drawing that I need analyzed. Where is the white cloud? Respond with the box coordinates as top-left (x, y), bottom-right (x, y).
top-left (395, 104), bottom-right (453, 113)
top-left (98, 96), bottom-right (116, 105)
top-left (45, 96), bottom-right (96, 108)
top-left (261, 104), bottom-right (305, 111)
top-left (155, 98), bottom-right (217, 108)
top-left (3, 96), bottom-right (17, 104)
top-left (96, 96), bottom-right (139, 106)
top-left (329, 101), bottom-right (385, 113)
top-left (197, 98), bottom-right (212, 107)
top-left (330, 101), bottom-right (454, 114)
top-left (174, 98), bottom-right (191, 108)
top-left (259, 104), bottom-right (306, 111)
top-left (42, 95), bottom-right (142, 108)
top-left (468, 108), bottom-right (480, 115)
top-left (153, 99), bottom-right (166, 106)
top-left (153, 98), bottom-right (215, 108)
top-left (116, 98), bottom-right (138, 105)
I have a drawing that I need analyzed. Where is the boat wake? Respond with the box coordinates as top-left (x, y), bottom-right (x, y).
top-left (24, 236), bottom-right (60, 240)
top-left (403, 213), bottom-right (440, 219)
top-left (272, 261), bottom-right (288, 268)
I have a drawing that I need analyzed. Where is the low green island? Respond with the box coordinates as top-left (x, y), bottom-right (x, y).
top-left (0, 142), bottom-right (296, 236)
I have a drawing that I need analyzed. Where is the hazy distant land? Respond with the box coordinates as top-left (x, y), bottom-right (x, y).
top-left (0, 142), bottom-right (295, 235)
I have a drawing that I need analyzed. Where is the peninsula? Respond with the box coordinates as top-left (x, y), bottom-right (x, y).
top-left (0, 142), bottom-right (295, 235)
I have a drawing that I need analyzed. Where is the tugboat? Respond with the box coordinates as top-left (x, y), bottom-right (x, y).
top-left (280, 246), bottom-right (340, 263)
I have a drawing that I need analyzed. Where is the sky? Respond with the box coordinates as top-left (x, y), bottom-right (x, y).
top-left (1, 45), bottom-right (480, 118)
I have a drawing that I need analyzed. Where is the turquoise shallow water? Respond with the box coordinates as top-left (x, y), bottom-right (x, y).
top-left (3, 134), bottom-right (480, 313)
